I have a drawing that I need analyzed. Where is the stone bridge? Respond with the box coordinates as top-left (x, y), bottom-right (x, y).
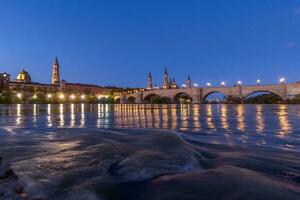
top-left (120, 82), bottom-right (300, 104)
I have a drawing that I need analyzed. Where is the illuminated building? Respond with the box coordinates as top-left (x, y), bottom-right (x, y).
top-left (60, 80), bottom-right (111, 95)
top-left (0, 57), bottom-right (115, 98)
top-left (170, 77), bottom-right (178, 89)
top-left (162, 67), bottom-right (169, 89)
top-left (0, 72), bottom-right (10, 89)
top-left (9, 81), bottom-right (59, 93)
top-left (147, 72), bottom-right (153, 90)
top-left (186, 75), bottom-right (192, 89)
top-left (52, 57), bottom-right (60, 85)
top-left (16, 69), bottom-right (32, 83)
top-left (146, 69), bottom-right (178, 90)
top-left (158, 68), bottom-right (178, 89)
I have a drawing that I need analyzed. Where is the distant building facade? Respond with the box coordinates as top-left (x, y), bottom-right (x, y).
top-left (0, 57), bottom-right (113, 95)
top-left (60, 80), bottom-right (111, 95)
top-left (9, 81), bottom-right (59, 93)
top-left (0, 72), bottom-right (10, 89)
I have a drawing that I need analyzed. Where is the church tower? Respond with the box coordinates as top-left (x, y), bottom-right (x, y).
top-left (147, 72), bottom-right (153, 89)
top-left (162, 67), bottom-right (169, 89)
top-left (171, 77), bottom-right (178, 88)
top-left (186, 75), bottom-right (192, 88)
top-left (51, 57), bottom-right (60, 85)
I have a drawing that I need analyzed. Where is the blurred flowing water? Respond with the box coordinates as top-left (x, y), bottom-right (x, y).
top-left (0, 104), bottom-right (300, 199)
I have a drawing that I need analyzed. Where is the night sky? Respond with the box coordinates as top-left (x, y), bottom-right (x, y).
top-left (0, 0), bottom-right (300, 88)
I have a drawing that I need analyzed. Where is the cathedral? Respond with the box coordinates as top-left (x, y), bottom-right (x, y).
top-left (147, 68), bottom-right (192, 90)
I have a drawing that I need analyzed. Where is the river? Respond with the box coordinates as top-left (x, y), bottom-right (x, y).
top-left (0, 104), bottom-right (300, 199)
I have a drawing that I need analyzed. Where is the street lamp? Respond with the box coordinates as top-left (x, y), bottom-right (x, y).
top-left (257, 79), bottom-right (261, 85)
top-left (32, 94), bottom-right (37, 99)
top-left (17, 93), bottom-right (22, 99)
top-left (193, 83), bottom-right (198, 87)
top-left (182, 84), bottom-right (186, 88)
top-left (70, 94), bottom-right (76, 100)
top-left (237, 81), bottom-right (242, 86)
top-left (280, 78), bottom-right (285, 84)
top-left (206, 82), bottom-right (211, 87)
top-left (59, 94), bottom-right (65, 100)
top-left (81, 95), bottom-right (86, 100)
top-left (221, 81), bottom-right (226, 87)
top-left (47, 94), bottom-right (52, 99)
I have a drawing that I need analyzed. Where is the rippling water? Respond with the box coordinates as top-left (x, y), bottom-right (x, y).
top-left (1, 104), bottom-right (300, 199)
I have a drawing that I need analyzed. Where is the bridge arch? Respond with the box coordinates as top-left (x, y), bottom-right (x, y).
top-left (173, 92), bottom-right (193, 103)
top-left (243, 90), bottom-right (284, 99)
top-left (126, 96), bottom-right (136, 103)
top-left (243, 90), bottom-right (284, 103)
top-left (202, 91), bottom-right (228, 103)
top-left (143, 93), bottom-right (161, 103)
top-left (114, 97), bottom-right (120, 103)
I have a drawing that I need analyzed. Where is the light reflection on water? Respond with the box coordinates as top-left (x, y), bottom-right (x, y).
top-left (70, 104), bottom-right (75, 127)
top-left (256, 105), bottom-right (264, 132)
top-left (277, 105), bottom-right (291, 137)
top-left (220, 105), bottom-right (228, 130)
top-left (80, 103), bottom-right (85, 127)
top-left (2, 104), bottom-right (300, 136)
top-left (47, 104), bottom-right (52, 127)
top-left (16, 104), bottom-right (21, 125)
top-left (206, 104), bottom-right (215, 130)
top-left (236, 105), bottom-right (245, 132)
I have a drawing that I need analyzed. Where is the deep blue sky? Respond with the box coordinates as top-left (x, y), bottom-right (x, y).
top-left (1, 0), bottom-right (300, 87)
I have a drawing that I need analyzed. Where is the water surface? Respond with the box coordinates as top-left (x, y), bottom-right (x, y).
top-left (0, 104), bottom-right (300, 199)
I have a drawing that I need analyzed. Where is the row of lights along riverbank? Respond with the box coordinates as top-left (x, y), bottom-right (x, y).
top-left (15, 93), bottom-right (110, 100)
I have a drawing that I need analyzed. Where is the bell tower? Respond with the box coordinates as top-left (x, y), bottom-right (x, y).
top-left (52, 57), bottom-right (60, 85)
top-left (162, 67), bottom-right (169, 89)
top-left (147, 72), bottom-right (153, 90)
top-left (187, 75), bottom-right (192, 88)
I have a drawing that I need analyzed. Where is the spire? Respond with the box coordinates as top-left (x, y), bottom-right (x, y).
top-left (54, 56), bottom-right (59, 65)
top-left (147, 72), bottom-right (153, 89)
top-left (169, 77), bottom-right (177, 89)
top-left (187, 75), bottom-right (192, 88)
top-left (163, 67), bottom-right (169, 89)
